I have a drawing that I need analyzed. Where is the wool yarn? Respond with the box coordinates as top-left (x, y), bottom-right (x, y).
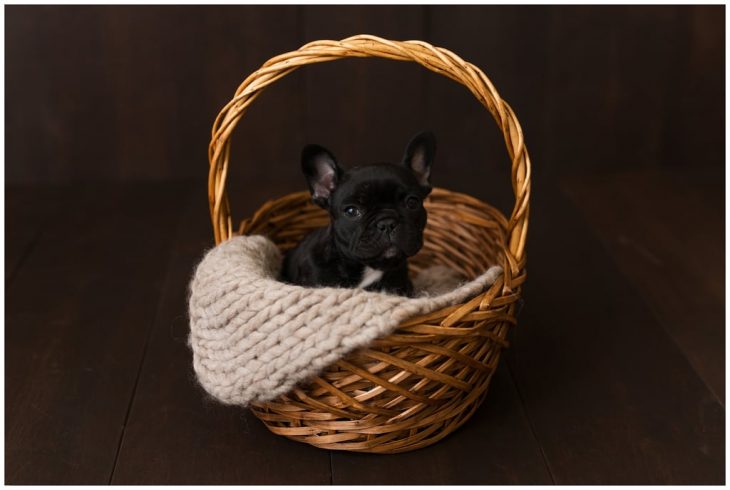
top-left (188, 235), bottom-right (502, 406)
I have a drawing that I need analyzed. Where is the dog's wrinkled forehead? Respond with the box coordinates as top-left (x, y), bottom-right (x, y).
top-left (332, 164), bottom-right (422, 207)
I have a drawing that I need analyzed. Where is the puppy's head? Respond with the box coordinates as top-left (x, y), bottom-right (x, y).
top-left (302, 132), bottom-right (436, 269)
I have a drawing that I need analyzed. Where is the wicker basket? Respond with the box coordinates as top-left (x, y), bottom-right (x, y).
top-left (207, 35), bottom-right (530, 453)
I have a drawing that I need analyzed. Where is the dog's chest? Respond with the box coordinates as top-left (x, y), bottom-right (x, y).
top-left (357, 266), bottom-right (384, 289)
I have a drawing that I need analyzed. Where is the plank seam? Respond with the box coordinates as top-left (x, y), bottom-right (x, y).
top-left (505, 359), bottom-right (557, 484)
top-left (107, 184), bottom-right (195, 483)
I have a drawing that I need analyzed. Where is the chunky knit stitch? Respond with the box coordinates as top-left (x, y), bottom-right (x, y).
top-left (188, 235), bottom-right (502, 406)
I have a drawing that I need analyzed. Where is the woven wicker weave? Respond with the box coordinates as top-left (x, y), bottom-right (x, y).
top-left (207, 35), bottom-right (531, 453)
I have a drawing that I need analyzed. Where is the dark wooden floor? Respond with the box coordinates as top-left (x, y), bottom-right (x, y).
top-left (5, 167), bottom-right (725, 484)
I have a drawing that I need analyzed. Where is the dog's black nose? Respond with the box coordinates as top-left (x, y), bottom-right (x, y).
top-left (376, 218), bottom-right (397, 233)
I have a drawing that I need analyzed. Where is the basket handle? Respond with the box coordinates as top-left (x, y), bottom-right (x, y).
top-left (208, 35), bottom-right (531, 275)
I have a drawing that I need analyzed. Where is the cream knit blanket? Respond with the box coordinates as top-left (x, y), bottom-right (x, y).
top-left (188, 235), bottom-right (502, 406)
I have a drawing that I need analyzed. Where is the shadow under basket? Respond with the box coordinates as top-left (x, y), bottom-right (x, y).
top-left (207, 35), bottom-right (531, 453)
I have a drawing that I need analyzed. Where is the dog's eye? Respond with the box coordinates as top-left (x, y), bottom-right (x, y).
top-left (343, 206), bottom-right (361, 218)
top-left (405, 196), bottom-right (421, 209)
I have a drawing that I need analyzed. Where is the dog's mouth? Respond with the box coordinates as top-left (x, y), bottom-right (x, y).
top-left (348, 221), bottom-right (424, 266)
top-left (353, 238), bottom-right (421, 269)
top-left (355, 244), bottom-right (402, 261)
top-left (362, 248), bottom-right (406, 269)
top-left (383, 245), bottom-right (400, 259)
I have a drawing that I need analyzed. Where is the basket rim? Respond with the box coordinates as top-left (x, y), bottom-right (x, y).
top-left (236, 185), bottom-right (526, 326)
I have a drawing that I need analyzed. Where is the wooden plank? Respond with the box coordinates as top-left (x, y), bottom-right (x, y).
top-left (110, 184), bottom-right (332, 484)
top-left (300, 6), bottom-right (428, 173)
top-left (6, 6), bottom-right (304, 184)
top-left (5, 182), bottom-right (191, 484)
top-left (561, 167), bottom-right (725, 401)
top-left (331, 363), bottom-right (553, 484)
top-left (590, 6), bottom-right (682, 171)
top-left (6, 6), bottom-right (117, 183)
top-left (5, 185), bottom-right (69, 281)
top-left (101, 5), bottom-right (305, 187)
top-left (425, 5), bottom-right (551, 216)
top-left (542, 6), bottom-right (698, 175)
top-left (507, 182), bottom-right (724, 484)
top-left (660, 5), bottom-right (724, 168)
top-left (200, 5), bottom-right (306, 226)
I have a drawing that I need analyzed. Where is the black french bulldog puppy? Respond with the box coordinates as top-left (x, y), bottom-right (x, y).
top-left (281, 132), bottom-right (436, 296)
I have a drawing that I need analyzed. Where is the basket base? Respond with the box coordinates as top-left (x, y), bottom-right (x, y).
top-left (250, 354), bottom-right (500, 454)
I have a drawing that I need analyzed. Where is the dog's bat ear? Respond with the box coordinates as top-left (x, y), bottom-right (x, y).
top-left (302, 144), bottom-right (342, 208)
top-left (402, 131), bottom-right (436, 193)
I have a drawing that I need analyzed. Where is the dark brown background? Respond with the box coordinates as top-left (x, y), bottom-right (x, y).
top-left (5, 5), bottom-right (725, 485)
top-left (6, 5), bottom-right (724, 184)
